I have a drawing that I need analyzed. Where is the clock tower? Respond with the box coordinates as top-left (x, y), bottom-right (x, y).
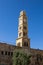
top-left (16, 11), bottom-right (30, 48)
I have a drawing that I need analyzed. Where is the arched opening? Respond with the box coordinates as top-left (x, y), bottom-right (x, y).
top-left (24, 42), bottom-right (28, 47)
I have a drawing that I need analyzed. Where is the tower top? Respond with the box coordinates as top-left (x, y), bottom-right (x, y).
top-left (20, 11), bottom-right (26, 16)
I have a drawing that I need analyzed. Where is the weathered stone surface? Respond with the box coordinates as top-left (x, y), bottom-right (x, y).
top-left (0, 43), bottom-right (43, 65)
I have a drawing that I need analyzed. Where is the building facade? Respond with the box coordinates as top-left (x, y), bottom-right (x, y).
top-left (0, 11), bottom-right (43, 65)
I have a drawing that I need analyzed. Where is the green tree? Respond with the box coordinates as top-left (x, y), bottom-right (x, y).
top-left (13, 48), bottom-right (31, 65)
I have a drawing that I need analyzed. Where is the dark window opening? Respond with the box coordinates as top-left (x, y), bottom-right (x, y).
top-left (26, 43), bottom-right (28, 46)
top-left (1, 51), bottom-right (4, 55)
top-left (23, 32), bottom-right (26, 36)
top-left (5, 51), bottom-right (7, 55)
top-left (24, 42), bottom-right (28, 46)
top-left (8, 52), bottom-right (10, 56)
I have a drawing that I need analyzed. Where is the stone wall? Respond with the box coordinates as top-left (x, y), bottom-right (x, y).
top-left (0, 43), bottom-right (15, 65)
top-left (0, 43), bottom-right (43, 65)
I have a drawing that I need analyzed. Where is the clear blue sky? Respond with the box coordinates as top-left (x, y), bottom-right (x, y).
top-left (0, 0), bottom-right (43, 50)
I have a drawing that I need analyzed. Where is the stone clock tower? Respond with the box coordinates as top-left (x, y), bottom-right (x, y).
top-left (16, 11), bottom-right (30, 48)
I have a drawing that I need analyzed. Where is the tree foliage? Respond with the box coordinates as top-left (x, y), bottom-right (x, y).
top-left (13, 48), bottom-right (31, 65)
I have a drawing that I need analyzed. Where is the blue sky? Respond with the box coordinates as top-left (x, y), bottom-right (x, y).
top-left (0, 0), bottom-right (43, 50)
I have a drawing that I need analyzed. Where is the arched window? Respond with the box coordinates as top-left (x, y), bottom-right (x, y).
top-left (24, 42), bottom-right (28, 46)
